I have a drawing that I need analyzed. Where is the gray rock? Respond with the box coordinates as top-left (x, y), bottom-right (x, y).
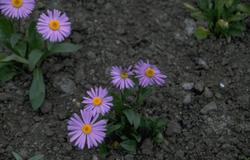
top-left (203, 87), bottom-right (213, 98)
top-left (183, 93), bottom-right (191, 104)
top-left (140, 139), bottom-right (153, 155)
top-left (3, 83), bottom-right (17, 90)
top-left (125, 154), bottom-right (134, 160)
top-left (40, 100), bottom-right (52, 114)
top-left (174, 150), bottom-right (184, 159)
top-left (198, 58), bottom-right (209, 69)
top-left (116, 28), bottom-right (125, 35)
top-left (75, 69), bottom-right (86, 84)
top-left (87, 51), bottom-right (96, 60)
top-left (182, 83), bottom-right (194, 90)
top-left (19, 149), bottom-right (28, 159)
top-left (184, 19), bottom-right (196, 36)
top-left (71, 32), bottom-right (82, 44)
top-left (200, 101), bottom-right (217, 114)
top-left (245, 122), bottom-right (250, 132)
top-left (215, 92), bottom-right (222, 99)
top-left (155, 152), bottom-right (164, 160)
top-left (195, 81), bottom-right (205, 92)
top-left (187, 141), bottom-right (195, 150)
top-left (221, 144), bottom-right (232, 151)
top-left (92, 154), bottom-right (98, 160)
top-left (50, 63), bottom-right (64, 72)
top-left (45, 129), bottom-right (54, 137)
top-left (104, 3), bottom-right (112, 10)
top-left (96, 0), bottom-right (105, 4)
top-left (128, 48), bottom-right (135, 56)
top-left (22, 126), bottom-right (29, 133)
top-left (247, 68), bottom-right (250, 74)
top-left (0, 93), bottom-right (13, 101)
top-left (53, 76), bottom-right (76, 94)
top-left (165, 121), bottom-right (182, 136)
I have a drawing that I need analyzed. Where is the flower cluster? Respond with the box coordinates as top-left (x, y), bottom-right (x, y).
top-left (111, 60), bottom-right (167, 88)
top-left (0, 0), bottom-right (70, 42)
top-left (67, 60), bottom-right (167, 149)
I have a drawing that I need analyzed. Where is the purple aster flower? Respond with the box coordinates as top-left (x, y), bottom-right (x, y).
top-left (36, 9), bottom-right (71, 42)
top-left (67, 109), bottom-right (106, 149)
top-left (82, 86), bottom-right (113, 116)
top-left (111, 65), bottom-right (135, 90)
top-left (134, 60), bottom-right (167, 87)
top-left (0, 0), bottom-right (35, 19)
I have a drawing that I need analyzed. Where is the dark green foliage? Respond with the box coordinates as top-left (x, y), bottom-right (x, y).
top-left (183, 0), bottom-right (250, 42)
top-left (0, 16), bottom-right (82, 110)
top-left (101, 78), bottom-right (168, 155)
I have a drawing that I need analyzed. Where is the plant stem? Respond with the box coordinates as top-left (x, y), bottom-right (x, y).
top-left (133, 86), bottom-right (141, 111)
top-left (120, 90), bottom-right (124, 110)
top-left (9, 19), bottom-right (13, 33)
top-left (18, 19), bottom-right (20, 33)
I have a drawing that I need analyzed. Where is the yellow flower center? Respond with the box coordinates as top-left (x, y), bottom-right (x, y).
top-left (145, 68), bottom-right (155, 77)
top-left (93, 97), bottom-right (102, 106)
top-left (49, 20), bottom-right (60, 30)
top-left (82, 124), bottom-right (92, 134)
top-left (12, 0), bottom-right (22, 8)
top-left (120, 71), bottom-right (128, 78)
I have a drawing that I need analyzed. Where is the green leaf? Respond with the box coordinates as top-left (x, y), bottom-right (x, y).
top-left (0, 54), bottom-right (28, 64)
top-left (0, 17), bottom-right (12, 35)
top-left (228, 14), bottom-right (246, 22)
top-left (236, 3), bottom-right (250, 14)
top-left (12, 151), bottom-right (23, 160)
top-left (216, 0), bottom-right (228, 11)
top-left (119, 134), bottom-right (128, 140)
top-left (226, 35), bottom-right (231, 43)
top-left (29, 69), bottom-right (45, 110)
top-left (155, 119), bottom-right (168, 134)
top-left (225, 0), bottom-right (234, 8)
top-left (27, 155), bottom-right (44, 160)
top-left (183, 3), bottom-right (198, 11)
top-left (46, 39), bottom-right (56, 50)
top-left (0, 53), bottom-right (7, 60)
top-left (194, 27), bottom-right (208, 39)
top-left (99, 142), bottom-right (109, 157)
top-left (110, 92), bottom-right (123, 115)
top-left (42, 43), bottom-right (82, 61)
top-left (16, 43), bottom-right (27, 57)
top-left (138, 117), bottom-right (154, 139)
top-left (0, 62), bottom-right (13, 68)
top-left (233, 22), bottom-right (246, 31)
top-left (106, 125), bottom-right (121, 135)
top-left (133, 113), bottom-right (141, 129)
top-left (28, 21), bottom-right (44, 50)
top-left (152, 133), bottom-right (164, 142)
top-left (190, 11), bottom-right (206, 20)
top-left (10, 33), bottom-right (22, 48)
top-left (131, 132), bottom-right (141, 142)
top-left (197, 0), bottom-right (209, 10)
top-left (228, 28), bottom-right (244, 37)
top-left (50, 43), bottom-right (82, 53)
top-left (227, 0), bottom-right (239, 13)
top-left (123, 109), bottom-right (135, 125)
top-left (0, 67), bottom-right (18, 83)
top-left (134, 84), bottom-right (157, 109)
top-left (0, 29), bottom-right (11, 38)
top-left (28, 49), bottom-right (44, 71)
top-left (120, 140), bottom-right (137, 154)
top-left (0, 37), bottom-right (18, 54)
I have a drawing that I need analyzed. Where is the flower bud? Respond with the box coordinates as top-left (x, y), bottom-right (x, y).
top-left (218, 19), bottom-right (229, 28)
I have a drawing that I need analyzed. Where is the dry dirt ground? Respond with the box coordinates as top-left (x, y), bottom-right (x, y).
top-left (1, 0), bottom-right (250, 159)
